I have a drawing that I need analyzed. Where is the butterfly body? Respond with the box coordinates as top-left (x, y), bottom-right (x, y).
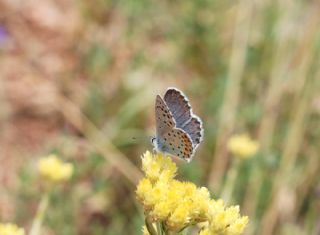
top-left (152, 88), bottom-right (203, 162)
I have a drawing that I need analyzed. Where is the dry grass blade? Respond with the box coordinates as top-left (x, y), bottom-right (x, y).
top-left (259, 10), bottom-right (320, 234)
top-left (243, 0), bottom-right (298, 219)
top-left (208, 0), bottom-right (253, 190)
top-left (58, 95), bottom-right (143, 185)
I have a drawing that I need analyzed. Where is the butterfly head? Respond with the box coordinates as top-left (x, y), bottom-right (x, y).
top-left (150, 136), bottom-right (156, 145)
top-left (150, 136), bottom-right (161, 152)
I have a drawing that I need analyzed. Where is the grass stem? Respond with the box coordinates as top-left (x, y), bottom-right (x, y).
top-left (29, 192), bottom-right (49, 235)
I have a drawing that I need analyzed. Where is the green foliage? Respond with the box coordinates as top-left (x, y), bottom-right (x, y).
top-left (3, 0), bottom-right (320, 234)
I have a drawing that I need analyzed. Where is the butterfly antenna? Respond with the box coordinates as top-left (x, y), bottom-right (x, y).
top-left (131, 135), bottom-right (152, 143)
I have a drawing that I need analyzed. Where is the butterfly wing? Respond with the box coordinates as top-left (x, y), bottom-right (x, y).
top-left (181, 117), bottom-right (203, 148)
top-left (154, 95), bottom-right (194, 161)
top-left (155, 95), bottom-right (175, 138)
top-left (164, 88), bottom-right (192, 127)
top-left (161, 128), bottom-right (194, 162)
top-left (164, 88), bottom-right (203, 148)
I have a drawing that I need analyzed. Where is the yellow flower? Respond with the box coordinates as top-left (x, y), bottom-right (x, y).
top-left (206, 200), bottom-right (248, 235)
top-left (198, 228), bottom-right (209, 235)
top-left (227, 216), bottom-right (249, 235)
top-left (136, 178), bottom-right (153, 208)
top-left (137, 151), bottom-right (248, 235)
top-left (0, 223), bottom-right (24, 235)
top-left (189, 187), bottom-right (210, 220)
top-left (141, 151), bottom-right (177, 182)
top-left (167, 202), bottom-right (191, 231)
top-left (38, 154), bottom-right (73, 183)
top-left (152, 201), bottom-right (172, 220)
top-left (227, 134), bottom-right (259, 159)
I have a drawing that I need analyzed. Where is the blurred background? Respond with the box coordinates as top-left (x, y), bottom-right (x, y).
top-left (0, 0), bottom-right (320, 234)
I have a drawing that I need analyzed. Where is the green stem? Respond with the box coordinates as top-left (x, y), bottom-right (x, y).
top-left (156, 222), bottom-right (162, 235)
top-left (221, 158), bottom-right (240, 205)
top-left (161, 222), bottom-right (168, 235)
top-left (29, 192), bottom-right (49, 235)
top-left (145, 217), bottom-right (157, 235)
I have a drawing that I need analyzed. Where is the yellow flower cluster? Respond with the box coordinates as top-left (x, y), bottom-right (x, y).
top-left (136, 151), bottom-right (248, 234)
top-left (38, 154), bottom-right (73, 183)
top-left (227, 134), bottom-right (259, 159)
top-left (199, 200), bottom-right (249, 235)
top-left (0, 223), bottom-right (24, 235)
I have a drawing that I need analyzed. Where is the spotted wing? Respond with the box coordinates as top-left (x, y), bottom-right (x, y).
top-left (160, 128), bottom-right (194, 162)
top-left (181, 116), bottom-right (203, 148)
top-left (164, 88), bottom-right (203, 147)
top-left (164, 88), bottom-right (192, 127)
top-left (155, 95), bottom-right (175, 137)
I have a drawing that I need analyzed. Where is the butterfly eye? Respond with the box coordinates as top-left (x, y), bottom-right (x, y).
top-left (151, 137), bottom-right (156, 144)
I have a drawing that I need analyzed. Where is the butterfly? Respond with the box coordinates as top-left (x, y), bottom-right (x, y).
top-left (151, 87), bottom-right (203, 162)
